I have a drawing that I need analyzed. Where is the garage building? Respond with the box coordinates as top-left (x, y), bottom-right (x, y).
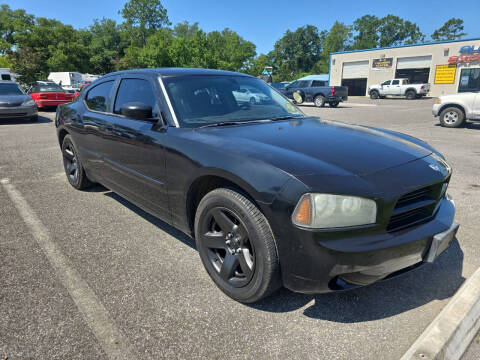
top-left (329, 38), bottom-right (480, 97)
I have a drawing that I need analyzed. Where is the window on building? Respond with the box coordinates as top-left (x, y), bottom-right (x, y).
top-left (444, 49), bottom-right (449, 57)
top-left (458, 68), bottom-right (480, 93)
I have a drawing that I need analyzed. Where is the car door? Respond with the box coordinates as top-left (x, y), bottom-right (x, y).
top-left (77, 79), bottom-right (117, 176)
top-left (390, 79), bottom-right (402, 95)
top-left (473, 92), bottom-right (480, 119)
top-left (104, 75), bottom-right (169, 219)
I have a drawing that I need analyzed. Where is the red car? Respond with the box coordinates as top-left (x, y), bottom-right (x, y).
top-left (28, 81), bottom-right (73, 109)
top-left (73, 82), bottom-right (90, 99)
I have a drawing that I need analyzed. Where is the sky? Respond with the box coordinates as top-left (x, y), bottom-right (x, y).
top-left (6, 0), bottom-right (480, 54)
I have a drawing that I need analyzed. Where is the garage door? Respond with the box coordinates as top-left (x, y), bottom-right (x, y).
top-left (342, 61), bottom-right (369, 79)
top-left (397, 56), bottom-right (432, 69)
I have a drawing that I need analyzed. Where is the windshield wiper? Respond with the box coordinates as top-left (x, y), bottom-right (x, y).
top-left (268, 116), bottom-right (302, 121)
top-left (198, 121), bottom-right (247, 128)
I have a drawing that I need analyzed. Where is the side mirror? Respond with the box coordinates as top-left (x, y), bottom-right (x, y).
top-left (120, 102), bottom-right (153, 120)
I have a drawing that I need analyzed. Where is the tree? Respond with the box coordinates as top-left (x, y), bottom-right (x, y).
top-left (0, 4), bottom-right (34, 55)
top-left (120, 0), bottom-right (170, 47)
top-left (173, 21), bottom-right (200, 38)
top-left (269, 25), bottom-right (326, 81)
top-left (352, 15), bottom-right (380, 50)
top-left (432, 18), bottom-right (466, 41)
top-left (206, 29), bottom-right (256, 71)
top-left (87, 18), bottom-right (124, 74)
top-left (245, 54), bottom-right (271, 77)
top-left (377, 15), bottom-right (424, 47)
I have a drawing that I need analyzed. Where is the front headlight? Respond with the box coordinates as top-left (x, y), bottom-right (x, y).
top-left (22, 99), bottom-right (36, 107)
top-left (292, 193), bottom-right (377, 229)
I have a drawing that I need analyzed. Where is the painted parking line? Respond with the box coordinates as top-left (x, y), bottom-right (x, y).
top-left (0, 178), bottom-right (137, 360)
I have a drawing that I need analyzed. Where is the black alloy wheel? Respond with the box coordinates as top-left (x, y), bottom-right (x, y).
top-left (370, 91), bottom-right (379, 99)
top-left (195, 188), bottom-right (281, 303)
top-left (61, 134), bottom-right (93, 190)
top-left (199, 207), bottom-right (255, 287)
top-left (329, 101), bottom-right (339, 108)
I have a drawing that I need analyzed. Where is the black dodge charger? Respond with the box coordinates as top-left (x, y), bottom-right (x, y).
top-left (55, 68), bottom-right (459, 303)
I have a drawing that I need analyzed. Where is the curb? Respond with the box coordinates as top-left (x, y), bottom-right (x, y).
top-left (401, 267), bottom-right (480, 360)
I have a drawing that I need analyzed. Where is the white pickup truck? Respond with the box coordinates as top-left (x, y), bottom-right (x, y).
top-left (432, 92), bottom-right (480, 128)
top-left (369, 78), bottom-right (430, 100)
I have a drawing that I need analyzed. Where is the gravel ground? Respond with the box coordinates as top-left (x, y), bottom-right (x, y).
top-left (0, 98), bottom-right (479, 360)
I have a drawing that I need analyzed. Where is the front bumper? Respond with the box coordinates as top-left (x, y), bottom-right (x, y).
top-left (0, 106), bottom-right (38, 119)
top-left (432, 103), bottom-right (441, 117)
top-left (277, 196), bottom-right (457, 294)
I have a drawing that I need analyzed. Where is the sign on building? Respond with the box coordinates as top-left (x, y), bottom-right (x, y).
top-left (372, 58), bottom-right (393, 70)
top-left (434, 64), bottom-right (457, 84)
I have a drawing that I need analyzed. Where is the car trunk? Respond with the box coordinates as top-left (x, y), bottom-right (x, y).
top-left (38, 92), bottom-right (72, 101)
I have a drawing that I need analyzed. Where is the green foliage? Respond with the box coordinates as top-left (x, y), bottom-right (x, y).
top-left (0, 55), bottom-right (12, 67)
top-left (0, 4), bottom-right (34, 54)
top-left (87, 18), bottom-right (124, 74)
top-left (377, 15), bottom-right (425, 47)
top-left (352, 15), bottom-right (380, 49)
top-left (120, 0), bottom-right (170, 47)
top-left (431, 18), bottom-right (467, 41)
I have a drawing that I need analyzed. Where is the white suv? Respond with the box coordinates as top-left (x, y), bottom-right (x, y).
top-left (432, 92), bottom-right (480, 128)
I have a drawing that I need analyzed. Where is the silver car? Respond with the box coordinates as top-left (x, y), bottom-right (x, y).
top-left (0, 81), bottom-right (38, 122)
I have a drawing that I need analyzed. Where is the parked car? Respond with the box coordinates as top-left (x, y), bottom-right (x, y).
top-left (73, 82), bottom-right (90, 99)
top-left (56, 68), bottom-right (458, 303)
top-left (28, 81), bottom-right (73, 109)
top-left (0, 81), bottom-right (38, 122)
top-left (369, 79), bottom-right (430, 100)
top-left (433, 92), bottom-right (480, 128)
top-left (233, 85), bottom-right (270, 104)
top-left (48, 72), bottom-right (83, 92)
top-left (280, 79), bottom-right (348, 107)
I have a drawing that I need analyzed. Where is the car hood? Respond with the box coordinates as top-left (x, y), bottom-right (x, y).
top-left (0, 94), bottom-right (31, 107)
top-left (191, 117), bottom-right (432, 177)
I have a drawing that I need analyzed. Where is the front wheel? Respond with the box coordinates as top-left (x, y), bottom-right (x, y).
top-left (249, 97), bottom-right (256, 105)
top-left (370, 91), bottom-right (379, 99)
top-left (194, 188), bottom-right (281, 303)
top-left (439, 107), bottom-right (465, 128)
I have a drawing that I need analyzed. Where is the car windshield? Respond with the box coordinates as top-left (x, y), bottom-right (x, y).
top-left (164, 75), bottom-right (304, 128)
top-left (0, 83), bottom-right (24, 96)
top-left (37, 83), bottom-right (64, 92)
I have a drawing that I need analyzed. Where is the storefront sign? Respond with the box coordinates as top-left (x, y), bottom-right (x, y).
top-left (448, 45), bottom-right (480, 64)
top-left (434, 64), bottom-right (457, 84)
top-left (372, 58), bottom-right (393, 70)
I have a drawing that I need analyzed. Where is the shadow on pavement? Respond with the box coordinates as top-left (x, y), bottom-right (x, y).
top-left (0, 114), bottom-right (52, 125)
top-left (103, 190), bottom-right (197, 251)
top-left (98, 185), bottom-right (464, 322)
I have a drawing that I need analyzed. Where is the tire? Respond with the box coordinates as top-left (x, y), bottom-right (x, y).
top-left (293, 90), bottom-right (305, 104)
top-left (61, 134), bottom-right (94, 190)
top-left (328, 101), bottom-right (339, 108)
top-left (249, 97), bottom-right (256, 105)
top-left (194, 188), bottom-right (281, 303)
top-left (313, 95), bottom-right (325, 107)
top-left (406, 90), bottom-right (416, 100)
top-left (370, 91), bottom-right (379, 99)
top-left (439, 107), bottom-right (465, 128)
top-left (29, 115), bottom-right (38, 122)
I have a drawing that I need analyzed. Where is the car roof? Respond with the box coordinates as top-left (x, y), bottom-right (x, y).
top-left (0, 81), bottom-right (19, 85)
top-left (100, 68), bottom-right (253, 80)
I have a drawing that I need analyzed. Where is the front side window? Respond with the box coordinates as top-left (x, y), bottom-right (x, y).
top-left (85, 80), bottom-right (114, 112)
top-left (296, 81), bottom-right (310, 88)
top-left (114, 78), bottom-right (157, 116)
top-left (382, 80), bottom-right (391, 86)
top-left (0, 83), bottom-right (24, 95)
top-left (164, 75), bottom-right (304, 128)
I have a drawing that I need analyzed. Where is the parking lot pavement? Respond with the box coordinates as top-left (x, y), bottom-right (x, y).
top-left (0, 101), bottom-right (479, 360)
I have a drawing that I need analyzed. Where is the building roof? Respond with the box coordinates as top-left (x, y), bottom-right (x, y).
top-left (331, 37), bottom-right (480, 55)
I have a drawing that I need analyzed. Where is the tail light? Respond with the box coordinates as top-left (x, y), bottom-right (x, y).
top-left (330, 87), bottom-right (335, 95)
top-left (421, 85), bottom-right (425, 90)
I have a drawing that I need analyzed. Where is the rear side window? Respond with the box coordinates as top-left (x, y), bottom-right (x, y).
top-left (114, 79), bottom-right (156, 115)
top-left (85, 81), bottom-right (114, 112)
top-left (312, 81), bottom-right (327, 87)
top-left (392, 80), bottom-right (400, 85)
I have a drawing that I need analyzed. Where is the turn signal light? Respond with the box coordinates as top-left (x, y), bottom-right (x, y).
top-left (436, 98), bottom-right (441, 104)
top-left (294, 196), bottom-right (311, 225)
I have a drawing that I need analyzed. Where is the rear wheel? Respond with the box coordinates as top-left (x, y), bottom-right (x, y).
top-left (29, 115), bottom-right (38, 122)
top-left (250, 97), bottom-right (256, 105)
top-left (370, 91), bottom-right (379, 99)
top-left (439, 107), bottom-right (465, 128)
top-left (61, 134), bottom-right (94, 190)
top-left (328, 101), bottom-right (339, 108)
top-left (194, 188), bottom-right (281, 303)
top-left (313, 95), bottom-right (325, 107)
top-left (406, 90), bottom-right (416, 100)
